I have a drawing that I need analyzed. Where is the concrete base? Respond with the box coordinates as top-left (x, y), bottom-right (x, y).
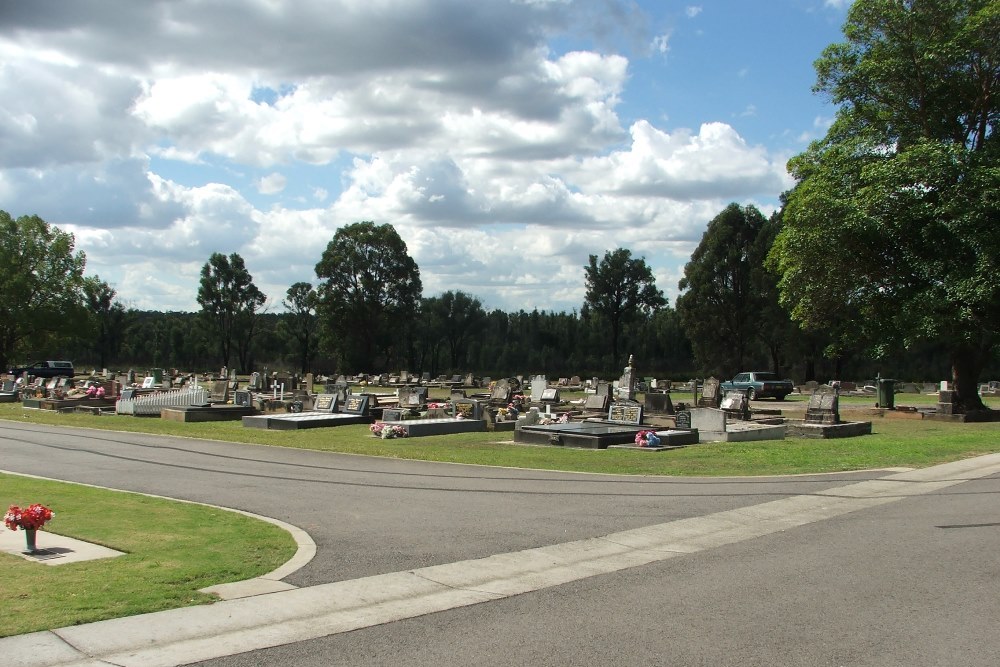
top-left (381, 418), bottom-right (487, 437)
top-left (607, 429), bottom-right (700, 451)
top-left (0, 392), bottom-right (18, 403)
top-left (697, 422), bottom-right (786, 443)
top-left (161, 405), bottom-right (257, 422)
top-left (242, 413), bottom-right (369, 430)
top-left (0, 529), bottom-right (124, 565)
top-left (786, 420), bottom-right (872, 439)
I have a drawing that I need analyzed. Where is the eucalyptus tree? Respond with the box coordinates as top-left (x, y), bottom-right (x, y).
top-left (196, 252), bottom-right (267, 372)
top-left (770, 0), bottom-right (1000, 411)
top-left (314, 222), bottom-right (421, 371)
top-left (583, 248), bottom-right (666, 372)
top-left (677, 203), bottom-right (776, 377)
top-left (82, 276), bottom-right (127, 369)
top-left (279, 282), bottom-right (319, 374)
top-left (0, 211), bottom-right (87, 370)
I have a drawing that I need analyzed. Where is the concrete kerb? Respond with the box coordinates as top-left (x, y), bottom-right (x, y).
top-left (3, 453), bottom-right (1000, 667)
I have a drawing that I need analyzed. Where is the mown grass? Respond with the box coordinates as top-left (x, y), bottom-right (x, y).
top-left (0, 472), bottom-right (295, 637)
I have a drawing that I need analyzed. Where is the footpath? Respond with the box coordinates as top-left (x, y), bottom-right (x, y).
top-left (4, 453), bottom-right (1000, 667)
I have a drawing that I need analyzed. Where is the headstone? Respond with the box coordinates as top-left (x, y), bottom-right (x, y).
top-left (937, 390), bottom-right (956, 415)
top-left (530, 375), bottom-right (547, 403)
top-left (607, 401), bottom-right (643, 425)
top-left (141, 377), bottom-right (155, 389)
top-left (804, 386), bottom-right (840, 425)
top-left (463, 373), bottom-right (475, 387)
top-left (674, 410), bottom-right (692, 429)
top-left (617, 355), bottom-right (637, 401)
top-left (644, 391), bottom-right (674, 415)
top-left (691, 408), bottom-right (727, 433)
top-left (720, 390), bottom-right (749, 420)
top-left (234, 390), bottom-right (252, 407)
top-left (541, 388), bottom-right (560, 403)
top-left (698, 377), bottom-right (721, 408)
top-left (570, 376), bottom-right (582, 386)
top-left (382, 408), bottom-right (405, 422)
top-left (595, 381), bottom-right (610, 397)
top-left (120, 388), bottom-right (137, 401)
top-left (249, 372), bottom-right (262, 390)
top-left (584, 393), bottom-right (610, 412)
top-left (211, 380), bottom-right (230, 403)
top-left (313, 393), bottom-right (338, 413)
top-left (341, 394), bottom-right (371, 416)
top-left (398, 385), bottom-right (428, 408)
top-left (451, 398), bottom-right (483, 420)
top-left (304, 373), bottom-right (314, 394)
top-left (491, 378), bottom-right (512, 404)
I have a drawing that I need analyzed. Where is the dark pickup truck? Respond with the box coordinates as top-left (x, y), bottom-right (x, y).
top-left (720, 371), bottom-right (794, 401)
top-left (8, 360), bottom-right (75, 379)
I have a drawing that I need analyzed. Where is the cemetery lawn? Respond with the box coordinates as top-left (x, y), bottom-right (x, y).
top-left (2, 402), bottom-right (999, 477)
top-left (0, 472), bottom-right (295, 638)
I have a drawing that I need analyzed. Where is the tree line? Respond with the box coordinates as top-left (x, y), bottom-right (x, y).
top-left (2, 1), bottom-right (997, 410)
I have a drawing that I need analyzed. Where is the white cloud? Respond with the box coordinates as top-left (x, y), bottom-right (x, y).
top-left (257, 172), bottom-right (287, 194)
top-left (0, 0), bottom-right (799, 314)
top-left (685, 6), bottom-right (703, 18)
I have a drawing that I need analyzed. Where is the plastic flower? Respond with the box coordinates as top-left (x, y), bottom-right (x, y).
top-left (4, 503), bottom-right (54, 531)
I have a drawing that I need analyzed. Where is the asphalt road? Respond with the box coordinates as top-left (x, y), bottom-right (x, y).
top-left (3, 420), bottom-right (999, 665)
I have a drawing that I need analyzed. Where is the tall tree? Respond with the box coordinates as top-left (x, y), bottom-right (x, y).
top-left (583, 248), bottom-right (666, 371)
top-left (196, 252), bottom-right (266, 372)
top-left (279, 282), bottom-right (319, 374)
top-left (770, 0), bottom-right (1000, 411)
top-left (438, 291), bottom-right (486, 370)
top-left (0, 212), bottom-right (87, 371)
top-left (677, 203), bottom-right (775, 376)
top-left (82, 276), bottom-right (127, 370)
top-left (314, 222), bottom-right (422, 371)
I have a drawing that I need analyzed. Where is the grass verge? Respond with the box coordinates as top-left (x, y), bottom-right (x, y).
top-left (0, 472), bottom-right (296, 637)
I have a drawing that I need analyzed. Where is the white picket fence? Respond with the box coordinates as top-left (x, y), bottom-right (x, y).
top-left (116, 388), bottom-right (207, 416)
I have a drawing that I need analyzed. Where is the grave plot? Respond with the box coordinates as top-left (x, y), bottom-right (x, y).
top-left (375, 417), bottom-right (487, 437)
top-left (786, 386), bottom-right (872, 438)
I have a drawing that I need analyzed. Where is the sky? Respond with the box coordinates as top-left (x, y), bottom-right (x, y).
top-left (0, 0), bottom-right (853, 314)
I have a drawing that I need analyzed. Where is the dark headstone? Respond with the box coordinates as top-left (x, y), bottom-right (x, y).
top-left (937, 390), bottom-right (956, 415)
top-left (234, 390), bottom-right (252, 407)
top-left (341, 394), bottom-right (371, 416)
top-left (541, 388), bottom-right (560, 403)
top-left (451, 398), bottom-right (483, 420)
top-left (382, 408), bottom-right (405, 422)
top-left (398, 385), bottom-right (428, 408)
top-left (313, 393), bottom-right (338, 413)
top-left (120, 388), bottom-right (137, 402)
top-left (674, 410), bottom-right (692, 429)
top-left (643, 392), bottom-right (674, 415)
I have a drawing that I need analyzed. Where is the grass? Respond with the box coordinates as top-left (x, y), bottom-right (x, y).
top-left (0, 472), bottom-right (296, 637)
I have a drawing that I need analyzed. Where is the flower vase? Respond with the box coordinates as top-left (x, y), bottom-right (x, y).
top-left (24, 528), bottom-right (38, 554)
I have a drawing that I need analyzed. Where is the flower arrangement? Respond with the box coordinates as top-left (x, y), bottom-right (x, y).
top-left (634, 430), bottom-right (660, 447)
top-left (509, 394), bottom-right (527, 410)
top-left (495, 406), bottom-right (510, 422)
top-left (4, 503), bottom-right (54, 531)
top-left (369, 423), bottom-right (408, 439)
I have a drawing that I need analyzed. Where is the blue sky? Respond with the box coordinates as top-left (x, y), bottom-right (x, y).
top-left (0, 0), bottom-right (852, 313)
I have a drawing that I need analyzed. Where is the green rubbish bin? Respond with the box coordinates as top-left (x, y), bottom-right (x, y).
top-left (876, 378), bottom-right (896, 409)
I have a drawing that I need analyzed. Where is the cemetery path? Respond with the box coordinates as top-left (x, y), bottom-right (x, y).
top-left (3, 421), bottom-right (1000, 666)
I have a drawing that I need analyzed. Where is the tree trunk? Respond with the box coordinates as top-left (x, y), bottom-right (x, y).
top-left (951, 345), bottom-right (988, 412)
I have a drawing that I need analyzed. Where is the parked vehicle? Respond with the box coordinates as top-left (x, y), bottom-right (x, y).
top-left (720, 371), bottom-right (793, 401)
top-left (7, 360), bottom-right (75, 379)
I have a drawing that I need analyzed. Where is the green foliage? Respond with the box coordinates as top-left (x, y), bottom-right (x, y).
top-left (197, 253), bottom-right (267, 372)
top-left (82, 276), bottom-right (127, 369)
top-left (314, 222), bottom-right (422, 371)
top-left (0, 211), bottom-right (88, 371)
top-left (772, 0), bottom-right (1000, 409)
top-left (583, 248), bottom-right (666, 371)
top-left (279, 282), bottom-right (319, 374)
top-left (677, 203), bottom-right (789, 377)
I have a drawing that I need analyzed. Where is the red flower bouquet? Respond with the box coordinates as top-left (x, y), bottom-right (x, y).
top-left (4, 503), bottom-right (54, 531)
